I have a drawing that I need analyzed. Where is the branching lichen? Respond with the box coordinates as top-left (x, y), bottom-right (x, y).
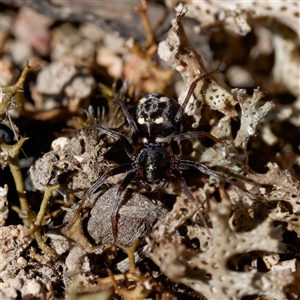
top-left (0, 137), bottom-right (33, 224)
top-left (149, 197), bottom-right (293, 299)
top-left (0, 61), bottom-right (39, 120)
top-left (158, 4), bottom-right (238, 128)
top-left (233, 88), bottom-right (274, 150)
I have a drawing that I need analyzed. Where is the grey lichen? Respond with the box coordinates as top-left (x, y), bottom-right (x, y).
top-left (149, 198), bottom-right (293, 299)
top-left (232, 88), bottom-right (274, 150)
top-left (158, 4), bottom-right (238, 128)
top-left (30, 127), bottom-right (114, 198)
top-left (149, 5), bottom-right (299, 299)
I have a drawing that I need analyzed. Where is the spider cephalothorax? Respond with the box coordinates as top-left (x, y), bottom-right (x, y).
top-left (71, 69), bottom-right (255, 243)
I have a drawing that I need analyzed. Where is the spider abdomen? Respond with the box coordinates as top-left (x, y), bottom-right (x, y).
top-left (135, 93), bottom-right (180, 143)
top-left (138, 145), bottom-right (171, 183)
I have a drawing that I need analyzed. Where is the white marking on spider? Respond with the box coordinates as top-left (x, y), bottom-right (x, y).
top-left (159, 97), bottom-right (169, 102)
top-left (138, 117), bottom-right (145, 125)
top-left (139, 97), bottom-right (147, 104)
top-left (155, 133), bottom-right (174, 143)
top-left (154, 117), bottom-right (164, 124)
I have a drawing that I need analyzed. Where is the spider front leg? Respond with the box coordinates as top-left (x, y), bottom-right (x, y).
top-left (117, 99), bottom-right (140, 145)
top-left (174, 61), bottom-right (223, 123)
top-left (100, 82), bottom-right (139, 143)
top-left (87, 125), bottom-right (135, 157)
top-left (173, 131), bottom-right (223, 144)
top-left (178, 160), bottom-right (257, 199)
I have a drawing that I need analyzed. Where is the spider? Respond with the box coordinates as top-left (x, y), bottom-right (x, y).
top-left (71, 68), bottom-right (254, 244)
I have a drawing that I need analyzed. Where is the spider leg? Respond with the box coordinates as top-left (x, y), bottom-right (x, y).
top-left (178, 160), bottom-right (257, 199)
top-left (173, 131), bottom-right (223, 144)
top-left (171, 168), bottom-right (209, 228)
top-left (111, 170), bottom-right (138, 244)
top-left (139, 179), bottom-right (152, 192)
top-left (175, 61), bottom-right (223, 123)
top-left (87, 125), bottom-right (135, 157)
top-left (171, 169), bottom-right (196, 202)
top-left (117, 99), bottom-right (140, 145)
top-left (68, 163), bottom-right (133, 228)
top-left (157, 178), bottom-right (168, 190)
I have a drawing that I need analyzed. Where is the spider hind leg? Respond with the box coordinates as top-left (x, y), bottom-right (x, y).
top-left (111, 170), bottom-right (138, 244)
top-left (68, 163), bottom-right (133, 230)
top-left (171, 168), bottom-right (209, 229)
top-left (178, 160), bottom-right (258, 199)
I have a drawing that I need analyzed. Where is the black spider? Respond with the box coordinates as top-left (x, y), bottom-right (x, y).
top-left (72, 69), bottom-right (253, 243)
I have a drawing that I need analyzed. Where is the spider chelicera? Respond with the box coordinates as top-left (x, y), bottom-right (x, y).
top-left (71, 68), bottom-right (253, 243)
